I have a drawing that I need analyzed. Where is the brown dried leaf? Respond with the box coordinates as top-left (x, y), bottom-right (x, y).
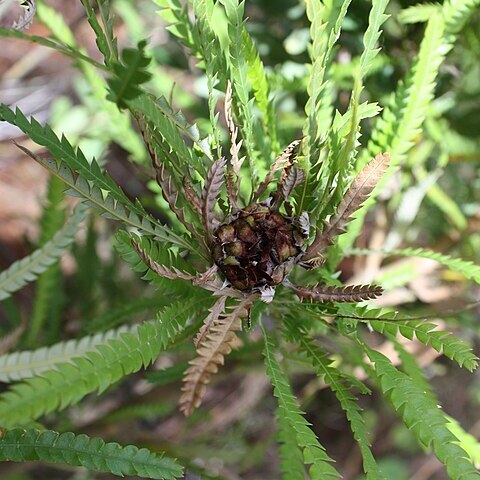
top-left (136, 117), bottom-right (205, 244)
top-left (253, 139), bottom-right (302, 201)
top-left (202, 157), bottom-right (227, 243)
top-left (281, 167), bottom-right (305, 201)
top-left (225, 81), bottom-right (245, 175)
top-left (182, 176), bottom-right (202, 214)
top-left (132, 243), bottom-right (243, 298)
top-left (194, 296), bottom-right (227, 348)
top-left (226, 170), bottom-right (240, 213)
top-left (200, 281), bottom-right (249, 299)
top-left (224, 81), bottom-right (245, 210)
top-left (288, 283), bottom-right (384, 303)
top-left (298, 211), bottom-right (310, 237)
top-left (304, 152), bottom-right (390, 260)
top-left (156, 163), bottom-right (203, 242)
top-left (179, 296), bottom-right (254, 416)
top-left (136, 115), bottom-right (160, 169)
top-left (192, 264), bottom-right (218, 286)
top-left (131, 239), bottom-right (195, 281)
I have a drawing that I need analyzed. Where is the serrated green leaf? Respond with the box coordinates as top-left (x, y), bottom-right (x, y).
top-left (0, 298), bottom-right (209, 426)
top-left (0, 428), bottom-right (183, 479)
top-left (0, 204), bottom-right (88, 302)
top-left (365, 344), bottom-right (480, 479)
top-left (261, 322), bottom-right (341, 479)
top-left (107, 40), bottom-right (153, 109)
top-left (0, 326), bottom-right (134, 382)
top-left (286, 320), bottom-right (385, 480)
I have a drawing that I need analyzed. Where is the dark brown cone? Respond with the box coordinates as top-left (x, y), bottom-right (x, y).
top-left (213, 203), bottom-right (306, 291)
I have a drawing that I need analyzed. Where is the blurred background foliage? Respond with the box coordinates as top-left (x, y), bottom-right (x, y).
top-left (0, 0), bottom-right (479, 478)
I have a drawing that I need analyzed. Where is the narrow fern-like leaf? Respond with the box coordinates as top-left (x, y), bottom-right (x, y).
top-left (202, 157), bottom-right (227, 243)
top-left (220, 0), bottom-right (258, 169)
top-left (159, 0), bottom-right (230, 161)
top-left (305, 153), bottom-right (389, 260)
top-left (0, 204), bottom-right (87, 302)
top-left (194, 296), bottom-right (227, 348)
top-left (261, 323), bottom-right (341, 479)
top-left (132, 238), bottom-right (196, 281)
top-left (253, 139), bottom-right (301, 201)
top-left (2, 107), bottom-right (150, 225)
top-left (312, 0), bottom-right (389, 220)
top-left (131, 94), bottom-right (210, 175)
top-left (373, 317), bottom-right (478, 371)
top-left (19, 147), bottom-right (194, 253)
top-left (1, 106), bottom-right (195, 251)
top-left (154, 160), bottom-right (203, 242)
top-left (116, 230), bottom-right (190, 275)
top-left (366, 14), bottom-right (447, 164)
top-left (0, 326), bottom-right (133, 382)
top-left (191, 0), bottom-right (230, 158)
top-left (79, 0), bottom-right (117, 66)
top-left (224, 80), bottom-right (245, 174)
top-left (287, 322), bottom-right (385, 479)
top-left (298, 0), bottom-right (352, 216)
top-left (243, 28), bottom-right (278, 156)
top-left (346, 304), bottom-right (479, 371)
top-left (303, 0), bottom-right (351, 146)
top-left (115, 231), bottom-right (205, 298)
top-left (322, 152), bottom-right (389, 243)
top-left (180, 296), bottom-right (253, 416)
top-left (399, 3), bottom-right (441, 24)
top-left (107, 40), bottom-right (152, 109)
top-left (0, 428), bottom-right (183, 479)
top-left (277, 411), bottom-right (307, 480)
top-left (363, 343), bottom-right (480, 479)
top-left (287, 283), bottom-right (384, 303)
top-left (317, 78), bottom-right (363, 222)
top-left (359, 0), bottom-right (390, 77)
top-left (337, 13), bottom-right (451, 256)
top-left (0, 298), bottom-right (207, 427)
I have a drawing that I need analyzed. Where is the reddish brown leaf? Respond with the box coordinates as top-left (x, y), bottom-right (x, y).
top-left (280, 167), bottom-right (305, 201)
top-left (287, 283), bottom-right (384, 303)
top-left (253, 138), bottom-right (302, 202)
top-left (194, 296), bottom-right (227, 348)
top-left (131, 239), bottom-right (195, 281)
top-left (182, 176), bottom-right (202, 214)
top-left (202, 157), bottom-right (227, 243)
top-left (304, 152), bottom-right (390, 261)
top-left (179, 296), bottom-right (254, 416)
top-left (156, 163), bottom-right (201, 240)
top-left (136, 116), bottom-right (204, 244)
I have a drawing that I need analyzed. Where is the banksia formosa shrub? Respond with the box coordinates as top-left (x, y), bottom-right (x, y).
top-left (0, 0), bottom-right (479, 479)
